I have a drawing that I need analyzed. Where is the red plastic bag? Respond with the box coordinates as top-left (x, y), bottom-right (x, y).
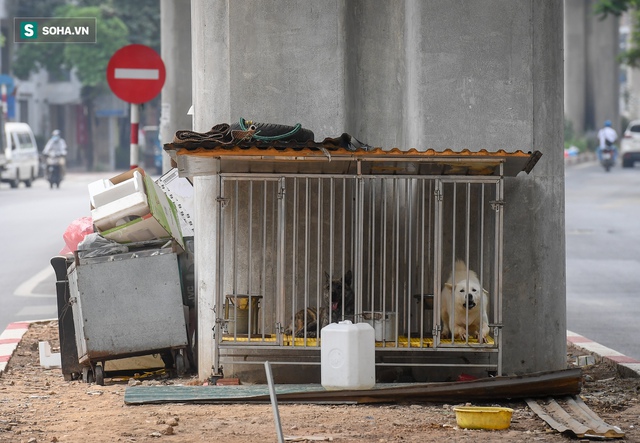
top-left (60, 216), bottom-right (94, 255)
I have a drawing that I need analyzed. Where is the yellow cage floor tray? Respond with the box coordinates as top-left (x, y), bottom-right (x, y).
top-left (221, 334), bottom-right (494, 347)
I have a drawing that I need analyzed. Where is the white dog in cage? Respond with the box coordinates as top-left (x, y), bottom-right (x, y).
top-left (440, 260), bottom-right (490, 343)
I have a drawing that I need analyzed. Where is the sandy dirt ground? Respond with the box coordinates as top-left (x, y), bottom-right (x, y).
top-left (0, 320), bottom-right (639, 443)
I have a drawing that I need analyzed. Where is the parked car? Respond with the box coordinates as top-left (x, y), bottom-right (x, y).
top-left (620, 120), bottom-right (640, 168)
top-left (0, 122), bottom-right (39, 188)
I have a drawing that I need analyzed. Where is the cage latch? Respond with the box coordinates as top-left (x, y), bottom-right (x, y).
top-left (216, 196), bottom-right (230, 208)
top-left (277, 179), bottom-right (286, 200)
top-left (490, 200), bottom-right (504, 211)
top-left (214, 317), bottom-right (228, 337)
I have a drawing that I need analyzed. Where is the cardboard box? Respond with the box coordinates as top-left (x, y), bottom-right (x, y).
top-left (92, 191), bottom-right (149, 231)
top-left (89, 169), bottom-right (145, 209)
top-left (94, 168), bottom-right (185, 250)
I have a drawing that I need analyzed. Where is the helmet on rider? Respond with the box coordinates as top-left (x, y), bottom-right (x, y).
top-left (52, 129), bottom-right (61, 137)
top-left (604, 120), bottom-right (612, 127)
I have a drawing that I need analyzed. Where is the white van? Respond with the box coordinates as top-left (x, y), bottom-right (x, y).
top-left (0, 122), bottom-right (39, 188)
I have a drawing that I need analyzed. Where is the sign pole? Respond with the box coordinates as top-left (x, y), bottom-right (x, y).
top-left (130, 103), bottom-right (139, 169)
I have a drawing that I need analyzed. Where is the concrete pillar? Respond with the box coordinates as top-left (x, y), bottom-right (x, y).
top-left (191, 0), bottom-right (565, 379)
top-left (626, 13), bottom-right (640, 120)
top-left (564, 0), bottom-right (619, 134)
top-left (502, 1), bottom-right (566, 374)
top-left (564, 0), bottom-right (587, 135)
top-left (191, 0), bottom-right (347, 133)
top-left (344, 1), bottom-right (406, 146)
top-left (587, 0), bottom-right (620, 132)
top-left (160, 0), bottom-right (192, 172)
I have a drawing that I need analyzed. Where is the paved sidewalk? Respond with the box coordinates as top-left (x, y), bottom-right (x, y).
top-left (2, 320), bottom-right (638, 378)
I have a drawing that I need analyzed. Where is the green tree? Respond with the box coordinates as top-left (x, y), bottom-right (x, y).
top-left (594, 0), bottom-right (639, 16)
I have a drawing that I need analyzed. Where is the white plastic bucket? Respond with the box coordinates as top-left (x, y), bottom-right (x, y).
top-left (321, 320), bottom-right (375, 390)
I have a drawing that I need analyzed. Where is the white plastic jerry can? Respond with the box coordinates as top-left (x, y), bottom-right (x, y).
top-left (321, 320), bottom-right (375, 390)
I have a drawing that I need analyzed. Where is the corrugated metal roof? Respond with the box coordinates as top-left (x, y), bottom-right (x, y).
top-left (164, 139), bottom-right (542, 177)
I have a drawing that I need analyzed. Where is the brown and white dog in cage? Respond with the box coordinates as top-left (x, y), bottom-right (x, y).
top-left (284, 270), bottom-right (354, 338)
top-left (440, 260), bottom-right (490, 343)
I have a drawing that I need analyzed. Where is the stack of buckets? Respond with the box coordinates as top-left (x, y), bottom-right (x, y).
top-left (321, 320), bottom-right (375, 390)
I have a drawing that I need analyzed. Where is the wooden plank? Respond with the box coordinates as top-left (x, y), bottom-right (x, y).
top-left (124, 384), bottom-right (326, 404)
top-left (124, 368), bottom-right (581, 405)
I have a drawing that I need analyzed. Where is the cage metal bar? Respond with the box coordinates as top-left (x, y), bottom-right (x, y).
top-left (433, 180), bottom-right (443, 346)
top-left (427, 180), bottom-right (435, 338)
top-left (448, 183), bottom-right (458, 347)
top-left (261, 180), bottom-right (268, 340)
top-left (495, 164), bottom-right (505, 375)
top-left (315, 178), bottom-right (323, 339)
top-left (303, 178), bottom-right (311, 342)
top-left (408, 180), bottom-right (414, 343)
top-left (276, 178), bottom-right (286, 345)
top-left (288, 178), bottom-right (299, 345)
top-left (329, 178), bottom-right (335, 324)
top-left (478, 183), bottom-right (486, 345)
top-left (341, 178), bottom-right (347, 320)
top-left (248, 181), bottom-right (253, 299)
top-left (381, 179), bottom-right (388, 329)
top-left (356, 176), bottom-right (364, 321)
top-left (394, 179), bottom-right (400, 346)
top-left (464, 182), bottom-right (471, 344)
top-left (231, 181), bottom-right (239, 340)
top-left (366, 179), bottom-right (375, 321)
top-left (418, 180), bottom-right (426, 345)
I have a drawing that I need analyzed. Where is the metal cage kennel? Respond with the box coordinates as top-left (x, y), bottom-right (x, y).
top-left (164, 139), bottom-right (541, 383)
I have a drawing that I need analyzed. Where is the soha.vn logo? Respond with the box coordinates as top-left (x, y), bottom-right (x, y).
top-left (20, 22), bottom-right (38, 39)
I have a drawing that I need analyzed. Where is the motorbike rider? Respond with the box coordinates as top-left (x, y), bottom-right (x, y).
top-left (43, 129), bottom-right (68, 158)
top-left (42, 129), bottom-right (68, 185)
top-left (597, 120), bottom-right (618, 163)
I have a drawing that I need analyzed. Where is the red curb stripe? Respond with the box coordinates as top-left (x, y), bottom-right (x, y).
top-left (0, 338), bottom-right (21, 345)
top-left (6, 322), bottom-right (30, 330)
top-left (0, 355), bottom-right (10, 363)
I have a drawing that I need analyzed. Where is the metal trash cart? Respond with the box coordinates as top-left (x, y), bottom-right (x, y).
top-left (67, 244), bottom-right (188, 385)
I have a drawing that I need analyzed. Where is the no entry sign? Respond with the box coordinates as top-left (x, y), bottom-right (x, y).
top-left (107, 44), bottom-right (165, 104)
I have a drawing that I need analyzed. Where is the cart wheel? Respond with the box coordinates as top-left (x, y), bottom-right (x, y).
top-left (94, 365), bottom-right (105, 386)
top-left (84, 367), bottom-right (94, 384)
top-left (175, 353), bottom-right (185, 377)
